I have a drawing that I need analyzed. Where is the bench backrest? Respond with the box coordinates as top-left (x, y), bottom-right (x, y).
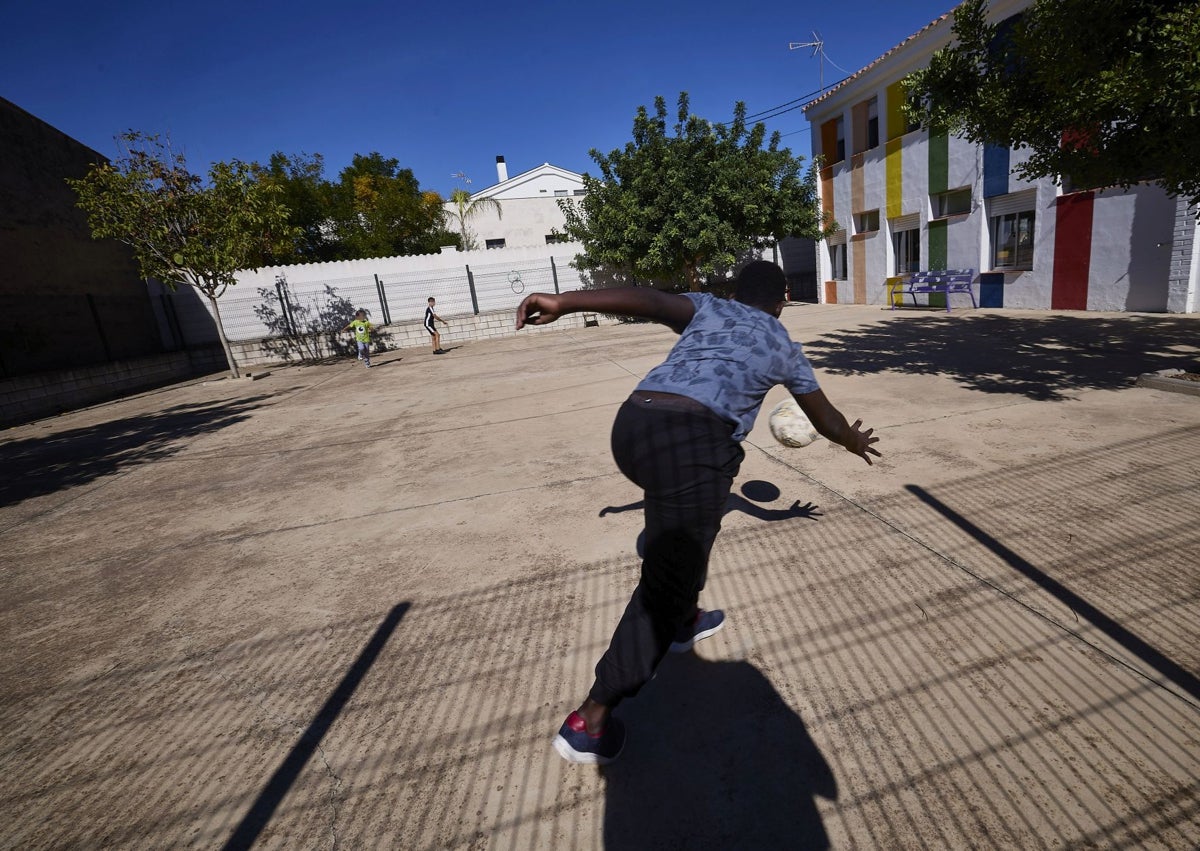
top-left (910, 269), bottom-right (975, 284)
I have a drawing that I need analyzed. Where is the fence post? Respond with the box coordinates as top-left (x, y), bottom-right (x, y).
top-left (275, 278), bottom-right (297, 336)
top-left (374, 274), bottom-right (391, 325)
top-left (161, 293), bottom-right (184, 350)
top-left (86, 294), bottom-right (114, 361)
top-left (465, 265), bottom-right (480, 315)
top-left (550, 256), bottom-right (560, 294)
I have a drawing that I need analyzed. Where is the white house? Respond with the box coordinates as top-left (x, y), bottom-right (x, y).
top-left (803, 0), bottom-right (1198, 313)
top-left (444, 156), bottom-right (587, 250)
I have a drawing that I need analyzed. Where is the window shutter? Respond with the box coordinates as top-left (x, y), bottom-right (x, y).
top-left (987, 190), bottom-right (1037, 218)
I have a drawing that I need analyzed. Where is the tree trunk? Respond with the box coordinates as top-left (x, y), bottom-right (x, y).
top-left (687, 261), bottom-right (701, 292)
top-left (207, 293), bottom-right (242, 379)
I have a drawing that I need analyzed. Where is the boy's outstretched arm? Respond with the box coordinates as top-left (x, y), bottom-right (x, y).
top-left (516, 288), bottom-right (695, 334)
top-left (794, 389), bottom-right (881, 465)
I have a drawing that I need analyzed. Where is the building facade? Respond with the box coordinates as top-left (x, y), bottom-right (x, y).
top-left (443, 156), bottom-right (586, 250)
top-left (803, 0), bottom-right (1198, 313)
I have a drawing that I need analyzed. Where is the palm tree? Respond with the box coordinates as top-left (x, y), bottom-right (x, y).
top-left (446, 188), bottom-right (502, 251)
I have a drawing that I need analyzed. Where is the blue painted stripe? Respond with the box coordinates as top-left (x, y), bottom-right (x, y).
top-left (979, 272), bottom-right (1005, 308)
top-left (983, 144), bottom-right (1010, 198)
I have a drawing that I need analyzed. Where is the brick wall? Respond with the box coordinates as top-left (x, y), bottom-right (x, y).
top-left (1166, 199), bottom-right (1198, 314)
top-left (0, 348), bottom-right (226, 427)
top-left (224, 306), bottom-right (618, 367)
top-left (1, 307), bottom-right (617, 426)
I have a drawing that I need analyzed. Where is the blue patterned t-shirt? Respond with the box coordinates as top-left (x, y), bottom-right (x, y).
top-left (635, 292), bottom-right (819, 440)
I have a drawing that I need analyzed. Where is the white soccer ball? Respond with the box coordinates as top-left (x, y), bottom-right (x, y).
top-left (768, 398), bottom-right (820, 448)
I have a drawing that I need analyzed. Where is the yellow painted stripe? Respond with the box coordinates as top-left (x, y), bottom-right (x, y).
top-left (886, 138), bottom-right (903, 219)
top-left (886, 81), bottom-right (907, 141)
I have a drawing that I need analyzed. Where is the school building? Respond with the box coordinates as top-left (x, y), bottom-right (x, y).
top-left (803, 0), bottom-right (1198, 313)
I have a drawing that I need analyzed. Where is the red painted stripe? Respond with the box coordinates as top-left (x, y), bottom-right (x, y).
top-left (1051, 192), bottom-right (1094, 310)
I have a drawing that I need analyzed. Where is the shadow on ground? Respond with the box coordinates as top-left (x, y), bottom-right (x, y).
top-left (0, 397), bottom-right (267, 508)
top-left (602, 653), bottom-right (836, 849)
top-left (804, 313), bottom-right (1200, 400)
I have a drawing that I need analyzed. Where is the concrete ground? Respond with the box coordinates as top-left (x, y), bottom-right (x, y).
top-left (1, 303), bottom-right (1198, 850)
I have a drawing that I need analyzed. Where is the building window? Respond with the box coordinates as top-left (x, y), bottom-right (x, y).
top-left (991, 209), bottom-right (1035, 270)
top-left (829, 243), bottom-right (847, 280)
top-left (485, 238), bottom-right (506, 250)
top-left (933, 187), bottom-right (972, 218)
top-left (855, 209), bottom-right (880, 234)
top-left (835, 116), bottom-right (845, 163)
top-left (867, 97), bottom-right (879, 149)
top-left (554, 189), bottom-right (568, 197)
top-left (573, 189), bottom-right (586, 195)
top-left (893, 228), bottom-right (920, 274)
top-left (545, 233), bottom-right (569, 245)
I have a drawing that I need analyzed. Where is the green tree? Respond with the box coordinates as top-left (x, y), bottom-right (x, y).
top-left (326, 153), bottom-right (455, 259)
top-left (251, 151), bottom-right (335, 264)
top-left (903, 0), bottom-right (1200, 206)
top-left (68, 132), bottom-right (296, 378)
top-left (560, 92), bottom-right (824, 291)
top-left (445, 187), bottom-right (503, 251)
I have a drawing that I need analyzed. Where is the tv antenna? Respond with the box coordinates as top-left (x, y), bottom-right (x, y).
top-left (789, 31), bottom-right (836, 93)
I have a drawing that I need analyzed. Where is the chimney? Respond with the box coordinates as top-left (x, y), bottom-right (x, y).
top-left (496, 155), bottom-right (508, 183)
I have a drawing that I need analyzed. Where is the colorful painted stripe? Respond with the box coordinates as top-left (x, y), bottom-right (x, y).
top-left (983, 144), bottom-right (1010, 198)
top-left (886, 138), bottom-right (903, 219)
top-left (979, 272), bottom-right (1005, 308)
top-left (928, 128), bottom-right (948, 194)
top-left (1051, 191), bottom-right (1094, 309)
top-left (853, 239), bottom-right (867, 304)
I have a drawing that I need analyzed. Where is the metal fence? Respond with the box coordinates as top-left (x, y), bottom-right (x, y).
top-left (162, 255), bottom-right (585, 348)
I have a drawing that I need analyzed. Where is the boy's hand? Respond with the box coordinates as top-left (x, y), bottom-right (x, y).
top-left (794, 390), bottom-right (881, 466)
top-left (516, 293), bottom-right (564, 329)
top-left (845, 420), bottom-right (881, 465)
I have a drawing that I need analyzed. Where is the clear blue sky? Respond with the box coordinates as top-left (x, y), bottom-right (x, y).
top-left (3, 0), bottom-right (957, 196)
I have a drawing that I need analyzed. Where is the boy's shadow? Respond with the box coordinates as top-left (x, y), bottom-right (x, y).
top-left (602, 653), bottom-right (836, 849)
top-left (600, 480), bottom-right (822, 557)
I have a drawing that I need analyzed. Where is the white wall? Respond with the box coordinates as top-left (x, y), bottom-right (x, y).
top-left (453, 196), bottom-right (573, 249)
top-left (162, 243), bottom-right (590, 345)
top-left (1089, 184), bottom-right (1176, 312)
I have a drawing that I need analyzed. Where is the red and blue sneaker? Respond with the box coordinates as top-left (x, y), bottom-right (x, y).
top-left (552, 711), bottom-right (626, 765)
top-left (669, 608), bottom-right (726, 653)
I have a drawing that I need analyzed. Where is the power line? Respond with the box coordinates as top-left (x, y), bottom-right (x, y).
top-left (726, 76), bottom-right (851, 129)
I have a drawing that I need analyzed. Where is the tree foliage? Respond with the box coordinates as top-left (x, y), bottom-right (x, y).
top-left (904, 0), bottom-right (1200, 206)
top-left (445, 187), bottom-right (503, 251)
top-left (251, 152), bottom-right (335, 264)
top-left (326, 153), bottom-right (456, 260)
top-left (252, 151), bottom-right (457, 262)
top-left (559, 93), bottom-right (825, 291)
top-left (68, 132), bottom-right (296, 377)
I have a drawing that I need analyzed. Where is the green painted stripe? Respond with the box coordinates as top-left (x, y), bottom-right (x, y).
top-left (928, 128), bottom-right (948, 194)
top-left (928, 219), bottom-right (947, 269)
